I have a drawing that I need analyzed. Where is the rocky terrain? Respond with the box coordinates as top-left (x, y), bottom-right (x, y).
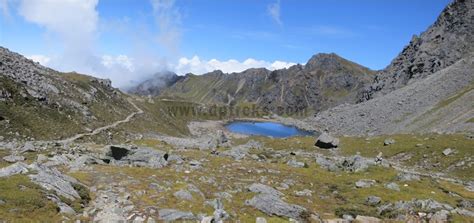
top-left (0, 47), bottom-right (136, 140)
top-left (0, 0), bottom-right (472, 222)
top-left (360, 0), bottom-right (473, 101)
top-left (133, 53), bottom-right (375, 114)
top-left (309, 0), bottom-right (474, 136)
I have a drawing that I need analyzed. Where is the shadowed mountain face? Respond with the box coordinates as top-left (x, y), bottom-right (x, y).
top-left (0, 47), bottom-right (135, 140)
top-left (135, 53), bottom-right (374, 114)
top-left (360, 0), bottom-right (474, 101)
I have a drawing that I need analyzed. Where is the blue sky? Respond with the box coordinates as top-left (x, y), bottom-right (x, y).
top-left (0, 0), bottom-right (451, 87)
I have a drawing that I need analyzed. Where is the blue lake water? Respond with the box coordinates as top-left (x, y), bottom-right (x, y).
top-left (225, 121), bottom-right (313, 138)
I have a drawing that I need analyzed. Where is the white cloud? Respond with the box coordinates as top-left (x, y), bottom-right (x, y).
top-left (101, 55), bottom-right (135, 72)
top-left (0, 0), bottom-right (11, 18)
top-left (17, 0), bottom-right (100, 74)
top-left (267, 0), bottom-right (282, 26)
top-left (174, 56), bottom-right (296, 75)
top-left (27, 54), bottom-right (51, 65)
top-left (150, 0), bottom-right (182, 56)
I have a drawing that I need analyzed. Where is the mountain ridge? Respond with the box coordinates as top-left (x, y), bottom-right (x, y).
top-left (132, 52), bottom-right (375, 114)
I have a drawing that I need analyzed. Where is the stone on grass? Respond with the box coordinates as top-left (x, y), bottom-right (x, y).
top-left (385, 182), bottom-right (400, 191)
top-left (173, 189), bottom-right (193, 201)
top-left (315, 133), bottom-right (339, 149)
top-left (355, 215), bottom-right (381, 222)
top-left (3, 155), bottom-right (25, 163)
top-left (158, 209), bottom-right (195, 221)
top-left (248, 183), bottom-right (283, 197)
top-left (287, 159), bottom-right (305, 168)
top-left (0, 162), bottom-right (29, 177)
top-left (355, 179), bottom-right (376, 188)
top-left (383, 138), bottom-right (395, 146)
top-left (442, 148), bottom-right (454, 156)
top-left (28, 163), bottom-right (80, 200)
top-left (366, 196), bottom-right (382, 206)
top-left (245, 193), bottom-right (307, 221)
top-left (397, 172), bottom-right (421, 181)
top-left (256, 217), bottom-right (267, 223)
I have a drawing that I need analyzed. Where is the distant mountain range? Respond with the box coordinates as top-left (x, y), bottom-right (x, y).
top-left (129, 53), bottom-right (375, 114)
top-left (1, 0), bottom-right (472, 140)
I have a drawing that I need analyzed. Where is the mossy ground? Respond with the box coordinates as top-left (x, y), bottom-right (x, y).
top-left (63, 133), bottom-right (473, 222)
top-left (0, 175), bottom-right (62, 221)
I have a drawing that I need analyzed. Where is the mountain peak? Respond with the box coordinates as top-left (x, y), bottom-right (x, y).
top-left (305, 53), bottom-right (347, 70)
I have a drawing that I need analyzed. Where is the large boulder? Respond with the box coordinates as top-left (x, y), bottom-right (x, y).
top-left (102, 145), bottom-right (169, 168)
top-left (245, 183), bottom-right (308, 220)
top-left (28, 163), bottom-right (81, 200)
top-left (245, 193), bottom-right (308, 220)
top-left (315, 133), bottom-right (339, 149)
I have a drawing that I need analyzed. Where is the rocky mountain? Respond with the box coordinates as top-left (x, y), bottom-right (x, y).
top-left (147, 53), bottom-right (375, 114)
top-left (0, 47), bottom-right (135, 140)
top-left (360, 0), bottom-right (473, 101)
top-left (310, 0), bottom-right (474, 135)
top-left (128, 71), bottom-right (184, 96)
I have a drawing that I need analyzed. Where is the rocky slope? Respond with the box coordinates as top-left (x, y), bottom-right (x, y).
top-left (0, 47), bottom-right (135, 140)
top-left (310, 0), bottom-right (474, 135)
top-left (360, 0), bottom-right (473, 101)
top-left (134, 53), bottom-right (375, 114)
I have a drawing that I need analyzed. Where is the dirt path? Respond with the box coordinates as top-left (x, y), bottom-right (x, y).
top-left (56, 98), bottom-right (144, 144)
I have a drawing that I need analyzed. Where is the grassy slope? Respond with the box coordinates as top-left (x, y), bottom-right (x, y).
top-left (0, 72), bottom-right (134, 140)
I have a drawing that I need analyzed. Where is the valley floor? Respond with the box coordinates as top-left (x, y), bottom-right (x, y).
top-left (0, 99), bottom-right (472, 222)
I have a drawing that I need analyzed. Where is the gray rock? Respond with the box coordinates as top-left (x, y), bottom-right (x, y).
top-left (294, 189), bottom-right (312, 197)
top-left (355, 215), bottom-right (381, 222)
top-left (256, 217), bottom-right (267, 223)
top-left (383, 138), bottom-right (395, 146)
top-left (366, 196), bottom-right (382, 206)
top-left (28, 163), bottom-right (80, 200)
top-left (46, 194), bottom-right (76, 215)
top-left (430, 210), bottom-right (449, 222)
top-left (466, 181), bottom-right (474, 192)
top-left (21, 141), bottom-right (36, 153)
top-left (221, 146), bottom-right (249, 160)
top-left (173, 189), bottom-right (193, 201)
top-left (0, 162), bottom-right (29, 177)
top-left (315, 133), bottom-right (339, 149)
top-left (355, 179), bottom-right (376, 188)
top-left (342, 214), bottom-right (354, 221)
top-left (287, 159), bottom-right (305, 168)
top-left (158, 209), bottom-right (195, 221)
top-left (442, 148), bottom-right (454, 156)
top-left (458, 200), bottom-right (473, 209)
top-left (385, 182), bottom-right (400, 191)
top-left (397, 172), bottom-right (421, 181)
top-left (3, 155), bottom-right (26, 163)
top-left (245, 193), bottom-right (307, 220)
top-left (248, 183), bottom-right (283, 197)
top-left (211, 199), bottom-right (229, 222)
top-left (453, 208), bottom-right (474, 217)
top-left (315, 154), bottom-right (375, 172)
top-left (103, 145), bottom-right (168, 168)
top-left (0, 199), bottom-right (5, 205)
top-left (315, 155), bottom-right (339, 172)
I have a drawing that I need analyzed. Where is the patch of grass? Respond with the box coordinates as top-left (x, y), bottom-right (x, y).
top-left (0, 175), bottom-right (61, 221)
top-left (467, 117), bottom-right (474, 123)
top-left (338, 134), bottom-right (474, 180)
